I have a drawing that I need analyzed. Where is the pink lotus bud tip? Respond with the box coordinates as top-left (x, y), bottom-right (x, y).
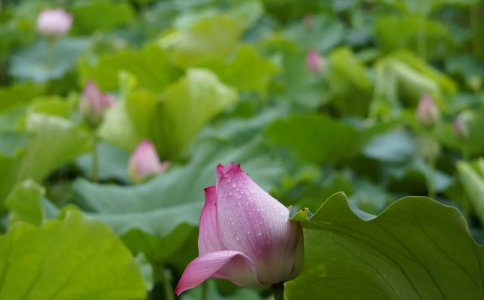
top-left (128, 140), bottom-right (168, 184)
top-left (36, 8), bottom-right (73, 38)
top-left (306, 49), bottom-right (325, 74)
top-left (79, 80), bottom-right (116, 127)
top-left (453, 114), bottom-right (469, 140)
top-left (416, 94), bottom-right (439, 128)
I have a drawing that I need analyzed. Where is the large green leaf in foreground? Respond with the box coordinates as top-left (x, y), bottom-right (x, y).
top-left (457, 159), bottom-right (484, 224)
top-left (287, 193), bottom-right (484, 300)
top-left (0, 210), bottom-right (146, 300)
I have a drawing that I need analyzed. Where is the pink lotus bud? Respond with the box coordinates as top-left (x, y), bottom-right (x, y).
top-left (416, 94), bottom-right (439, 128)
top-left (306, 49), bottom-right (325, 74)
top-left (175, 163), bottom-right (304, 295)
top-left (453, 114), bottom-right (469, 140)
top-left (36, 9), bottom-right (73, 38)
top-left (128, 140), bottom-right (169, 184)
top-left (79, 80), bottom-right (115, 127)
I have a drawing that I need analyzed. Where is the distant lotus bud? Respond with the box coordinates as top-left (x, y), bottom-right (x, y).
top-left (36, 9), bottom-right (73, 38)
top-left (306, 49), bottom-right (325, 74)
top-left (128, 140), bottom-right (169, 184)
top-left (416, 94), bottom-right (439, 128)
top-left (453, 114), bottom-right (470, 141)
top-left (303, 14), bottom-right (314, 27)
top-left (79, 81), bottom-right (115, 127)
top-left (176, 163), bottom-right (304, 295)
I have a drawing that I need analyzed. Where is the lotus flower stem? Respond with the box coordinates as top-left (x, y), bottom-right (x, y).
top-left (272, 282), bottom-right (285, 300)
top-left (462, 146), bottom-right (469, 161)
top-left (471, 4), bottom-right (481, 56)
top-left (427, 136), bottom-right (436, 199)
top-left (91, 134), bottom-right (98, 183)
top-left (418, 15), bottom-right (426, 60)
top-left (160, 267), bottom-right (175, 300)
top-left (47, 40), bottom-right (55, 71)
top-left (201, 281), bottom-right (208, 300)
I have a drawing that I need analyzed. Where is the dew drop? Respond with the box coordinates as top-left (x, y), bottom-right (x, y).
top-left (232, 183), bottom-right (236, 188)
top-left (236, 236), bottom-right (240, 241)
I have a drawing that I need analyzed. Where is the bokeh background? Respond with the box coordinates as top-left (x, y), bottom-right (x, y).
top-left (0, 0), bottom-right (484, 299)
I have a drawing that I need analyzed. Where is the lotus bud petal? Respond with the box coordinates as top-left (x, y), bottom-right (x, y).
top-left (79, 80), bottom-right (115, 127)
top-left (36, 9), bottom-right (73, 38)
top-left (306, 49), bottom-right (325, 74)
top-left (416, 94), bottom-right (439, 128)
top-left (176, 163), bottom-right (304, 295)
top-left (128, 140), bottom-right (169, 184)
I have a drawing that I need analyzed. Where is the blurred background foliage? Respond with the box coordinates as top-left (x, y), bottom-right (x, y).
top-left (0, 0), bottom-right (484, 299)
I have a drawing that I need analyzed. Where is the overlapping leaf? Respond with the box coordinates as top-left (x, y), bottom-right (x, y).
top-left (287, 193), bottom-right (484, 300)
top-left (0, 210), bottom-right (146, 300)
top-left (266, 114), bottom-right (396, 163)
top-left (103, 68), bottom-right (238, 159)
top-left (0, 113), bottom-right (91, 208)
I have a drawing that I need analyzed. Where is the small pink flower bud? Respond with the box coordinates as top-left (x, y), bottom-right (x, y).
top-left (453, 114), bottom-right (470, 140)
top-left (128, 140), bottom-right (169, 184)
top-left (176, 163), bottom-right (304, 295)
top-left (416, 94), bottom-right (439, 128)
top-left (79, 81), bottom-right (115, 127)
top-left (36, 9), bottom-right (73, 38)
top-left (306, 49), bottom-right (325, 74)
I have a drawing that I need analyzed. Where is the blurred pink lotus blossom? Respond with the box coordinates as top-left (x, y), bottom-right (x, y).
top-left (176, 163), bottom-right (304, 295)
top-left (79, 80), bottom-right (115, 127)
top-left (306, 49), bottom-right (325, 74)
top-left (128, 140), bottom-right (169, 184)
top-left (36, 8), bottom-right (73, 38)
top-left (416, 94), bottom-right (439, 128)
